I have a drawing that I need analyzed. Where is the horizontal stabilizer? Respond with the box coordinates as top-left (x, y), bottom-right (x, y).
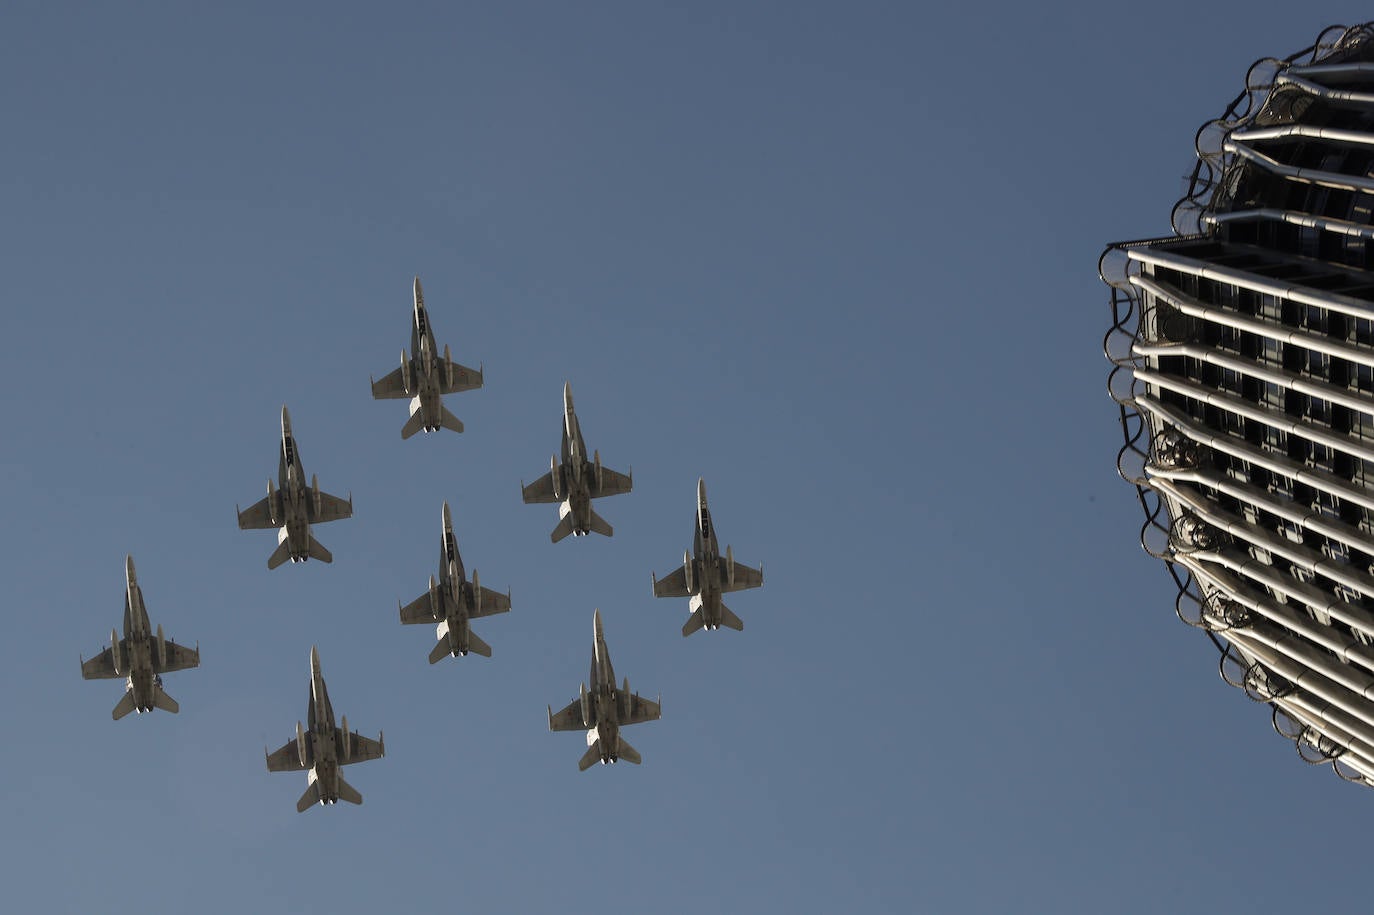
top-left (112, 691), bottom-right (137, 721)
top-left (440, 406), bottom-right (464, 434)
top-left (267, 540), bottom-right (293, 570)
top-left (718, 603), bottom-right (744, 632)
top-left (682, 612), bottom-right (706, 638)
top-left (615, 736), bottom-right (641, 765)
top-left (296, 781), bottom-right (321, 813)
top-left (550, 513), bottom-right (576, 543)
top-left (401, 409), bottom-right (426, 440)
top-left (588, 509), bottom-right (613, 538)
top-left (578, 740), bottom-right (603, 771)
top-left (153, 687), bottom-right (180, 714)
top-left (466, 630), bottom-right (492, 658)
top-left (428, 638), bottom-right (452, 665)
top-left (336, 775), bottom-right (363, 806)
top-left (307, 535), bottom-right (333, 564)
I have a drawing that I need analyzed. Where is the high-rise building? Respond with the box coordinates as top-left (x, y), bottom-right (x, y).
top-left (1102, 22), bottom-right (1374, 787)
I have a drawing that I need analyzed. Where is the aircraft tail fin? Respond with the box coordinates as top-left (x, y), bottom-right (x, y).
top-left (335, 775), bottom-right (363, 806)
top-left (112, 691), bottom-right (137, 720)
top-left (615, 735), bottom-right (642, 765)
top-left (466, 630), bottom-right (492, 658)
top-left (427, 637), bottom-right (452, 665)
top-left (682, 612), bottom-right (706, 638)
top-left (306, 535), bottom-right (333, 564)
top-left (588, 509), bottom-right (613, 538)
top-left (296, 781), bottom-right (322, 813)
top-left (440, 406), bottom-right (464, 434)
top-left (267, 540), bottom-right (293, 570)
top-left (550, 514), bottom-right (577, 543)
top-left (401, 409), bottom-right (426, 440)
top-left (152, 686), bottom-right (179, 714)
top-left (578, 740), bottom-right (603, 771)
top-left (718, 603), bottom-right (744, 631)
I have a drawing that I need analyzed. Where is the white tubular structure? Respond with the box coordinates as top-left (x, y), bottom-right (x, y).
top-left (1102, 21), bottom-right (1374, 789)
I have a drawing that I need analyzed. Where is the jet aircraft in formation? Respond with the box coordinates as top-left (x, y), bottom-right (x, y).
top-left (522, 381), bottom-right (633, 542)
top-left (81, 556), bottom-right (200, 719)
top-left (236, 406), bottom-right (353, 569)
top-left (79, 276), bottom-right (766, 803)
top-left (370, 276), bottom-right (483, 439)
top-left (548, 610), bottom-right (660, 770)
top-left (266, 646), bottom-right (385, 811)
top-left (652, 478), bottom-right (764, 635)
top-left (398, 500), bottom-right (512, 661)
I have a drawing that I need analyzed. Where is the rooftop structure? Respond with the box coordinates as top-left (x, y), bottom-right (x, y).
top-left (1102, 22), bottom-right (1374, 788)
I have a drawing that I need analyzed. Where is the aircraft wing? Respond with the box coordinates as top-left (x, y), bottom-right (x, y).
top-left (308, 491), bottom-right (353, 524)
top-left (548, 698), bottom-right (586, 732)
top-left (399, 591), bottom-right (439, 625)
top-left (618, 691), bottom-right (661, 726)
top-left (521, 471), bottom-right (560, 504)
top-left (266, 739), bottom-right (307, 772)
top-left (652, 566), bottom-right (691, 599)
top-left (340, 729), bottom-right (385, 765)
top-left (155, 640), bottom-right (200, 674)
top-left (439, 361), bottom-right (483, 395)
top-left (80, 645), bottom-right (122, 680)
top-left (237, 495), bottom-right (278, 530)
top-left (590, 466), bottom-right (633, 499)
top-left (472, 586), bottom-right (511, 618)
top-left (721, 561), bottom-right (764, 592)
top-left (371, 365), bottom-right (410, 400)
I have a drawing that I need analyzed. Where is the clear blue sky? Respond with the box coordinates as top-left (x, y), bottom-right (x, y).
top-left (4, 3), bottom-right (1373, 913)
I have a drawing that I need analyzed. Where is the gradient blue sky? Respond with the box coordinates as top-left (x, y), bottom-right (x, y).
top-left (6, 3), bottom-right (1374, 913)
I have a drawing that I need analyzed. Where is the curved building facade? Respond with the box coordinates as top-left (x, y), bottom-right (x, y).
top-left (1103, 22), bottom-right (1374, 787)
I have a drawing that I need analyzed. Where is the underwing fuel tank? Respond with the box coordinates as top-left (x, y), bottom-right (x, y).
top-left (296, 721), bottom-right (308, 767)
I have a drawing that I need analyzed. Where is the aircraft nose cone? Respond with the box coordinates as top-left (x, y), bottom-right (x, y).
top-left (563, 381), bottom-right (574, 412)
top-left (310, 645), bottom-right (320, 673)
top-left (593, 608), bottom-right (603, 639)
top-left (442, 501), bottom-right (452, 528)
top-left (697, 477), bottom-right (707, 504)
top-left (281, 405), bottom-right (292, 431)
top-left (125, 554), bottom-right (136, 580)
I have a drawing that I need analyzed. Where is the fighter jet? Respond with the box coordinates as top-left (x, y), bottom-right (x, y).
top-left (265, 646), bottom-right (384, 812)
top-left (398, 501), bottom-right (512, 661)
top-left (370, 276), bottom-right (484, 439)
top-left (236, 406), bottom-right (353, 569)
top-left (547, 610), bottom-right (660, 770)
top-left (521, 382), bottom-right (632, 542)
top-left (651, 478), bottom-right (763, 636)
top-left (81, 556), bottom-right (200, 720)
